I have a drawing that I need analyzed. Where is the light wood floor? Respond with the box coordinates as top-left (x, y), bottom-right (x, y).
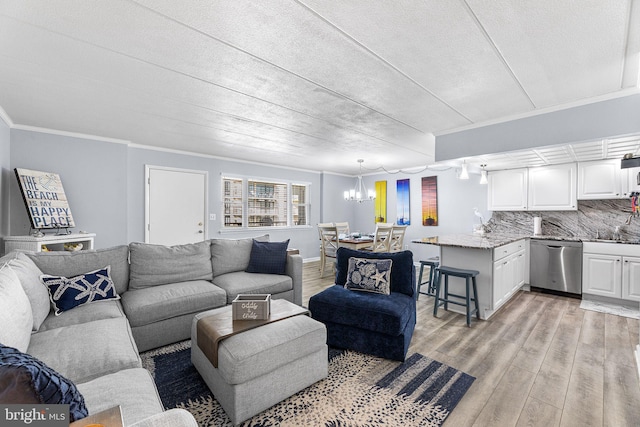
top-left (302, 261), bottom-right (640, 427)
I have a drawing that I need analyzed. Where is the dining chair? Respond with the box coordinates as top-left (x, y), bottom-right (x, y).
top-left (318, 225), bottom-right (340, 277)
top-left (317, 222), bottom-right (334, 273)
top-left (334, 222), bottom-right (350, 237)
top-left (389, 225), bottom-right (407, 252)
top-left (365, 224), bottom-right (393, 252)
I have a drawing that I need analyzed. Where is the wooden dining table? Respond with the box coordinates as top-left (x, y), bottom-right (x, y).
top-left (338, 237), bottom-right (374, 250)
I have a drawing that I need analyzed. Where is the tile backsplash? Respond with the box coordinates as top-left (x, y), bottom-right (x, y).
top-left (488, 200), bottom-right (640, 241)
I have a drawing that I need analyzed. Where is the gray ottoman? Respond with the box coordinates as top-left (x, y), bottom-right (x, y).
top-left (191, 307), bottom-right (328, 425)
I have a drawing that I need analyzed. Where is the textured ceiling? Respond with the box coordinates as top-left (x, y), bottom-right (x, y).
top-left (0, 0), bottom-right (638, 175)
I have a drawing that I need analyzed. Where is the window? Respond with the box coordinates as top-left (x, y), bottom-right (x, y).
top-left (223, 178), bottom-right (243, 227)
top-left (222, 176), bottom-right (310, 229)
top-left (292, 184), bottom-right (308, 226)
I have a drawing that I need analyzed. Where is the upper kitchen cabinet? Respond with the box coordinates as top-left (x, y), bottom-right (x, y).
top-left (578, 159), bottom-right (624, 199)
top-left (527, 163), bottom-right (577, 211)
top-left (487, 168), bottom-right (528, 211)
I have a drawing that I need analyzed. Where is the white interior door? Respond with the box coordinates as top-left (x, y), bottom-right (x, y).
top-left (146, 166), bottom-right (208, 245)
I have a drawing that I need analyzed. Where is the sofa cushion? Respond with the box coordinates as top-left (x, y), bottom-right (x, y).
top-left (0, 344), bottom-right (88, 422)
top-left (27, 246), bottom-right (130, 295)
top-left (345, 257), bottom-right (392, 295)
top-left (27, 317), bottom-right (141, 384)
top-left (246, 239), bottom-right (289, 275)
top-left (210, 235), bottom-right (269, 277)
top-left (309, 285), bottom-right (415, 336)
top-left (5, 252), bottom-right (50, 331)
top-left (129, 241), bottom-right (213, 289)
top-left (217, 315), bottom-right (326, 384)
top-left (335, 248), bottom-right (415, 297)
top-left (0, 264), bottom-right (33, 352)
top-left (39, 300), bottom-right (125, 332)
top-left (77, 368), bottom-right (164, 427)
top-left (41, 266), bottom-right (120, 315)
top-left (121, 280), bottom-right (227, 327)
top-left (213, 271), bottom-right (293, 304)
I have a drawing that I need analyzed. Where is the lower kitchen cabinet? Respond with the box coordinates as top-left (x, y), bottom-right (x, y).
top-left (493, 249), bottom-right (526, 309)
top-left (582, 242), bottom-right (640, 302)
top-left (622, 256), bottom-right (640, 301)
top-left (438, 239), bottom-right (527, 320)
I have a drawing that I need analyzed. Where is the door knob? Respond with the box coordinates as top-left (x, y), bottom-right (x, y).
top-left (198, 230), bottom-right (203, 233)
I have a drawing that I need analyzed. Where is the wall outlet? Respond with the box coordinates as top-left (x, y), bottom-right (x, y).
top-left (209, 214), bottom-right (216, 221)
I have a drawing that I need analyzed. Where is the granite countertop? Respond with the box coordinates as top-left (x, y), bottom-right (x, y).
top-left (412, 233), bottom-right (639, 249)
top-left (412, 233), bottom-right (530, 249)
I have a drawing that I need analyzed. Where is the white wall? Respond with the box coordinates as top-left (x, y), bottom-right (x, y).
top-left (5, 126), bottom-right (488, 260)
top-left (354, 168), bottom-right (489, 261)
top-left (6, 128), bottom-right (323, 257)
top-left (9, 129), bottom-right (129, 249)
top-left (436, 93), bottom-right (640, 161)
top-left (0, 115), bottom-right (10, 246)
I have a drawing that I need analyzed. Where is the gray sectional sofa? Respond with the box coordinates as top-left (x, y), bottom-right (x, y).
top-left (0, 235), bottom-right (302, 426)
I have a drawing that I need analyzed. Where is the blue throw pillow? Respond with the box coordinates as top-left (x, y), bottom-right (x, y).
top-left (246, 239), bottom-right (290, 275)
top-left (41, 266), bottom-right (119, 315)
top-left (0, 344), bottom-right (88, 422)
top-left (345, 257), bottom-right (392, 295)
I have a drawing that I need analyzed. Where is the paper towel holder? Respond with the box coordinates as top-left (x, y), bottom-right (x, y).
top-left (533, 216), bottom-right (543, 236)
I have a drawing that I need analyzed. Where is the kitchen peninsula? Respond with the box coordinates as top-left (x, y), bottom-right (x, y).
top-left (413, 233), bottom-right (530, 320)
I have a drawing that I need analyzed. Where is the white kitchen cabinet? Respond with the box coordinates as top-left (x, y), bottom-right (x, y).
top-left (622, 256), bottom-right (640, 301)
top-left (582, 242), bottom-right (640, 302)
top-left (492, 240), bottom-right (526, 310)
top-left (582, 253), bottom-right (621, 297)
top-left (487, 168), bottom-right (528, 211)
top-left (578, 159), bottom-right (624, 199)
top-left (528, 163), bottom-right (577, 210)
top-left (624, 167), bottom-right (640, 196)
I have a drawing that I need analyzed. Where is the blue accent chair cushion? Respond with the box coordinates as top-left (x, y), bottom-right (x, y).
top-left (246, 239), bottom-right (290, 275)
top-left (310, 248), bottom-right (416, 361)
top-left (0, 344), bottom-right (88, 422)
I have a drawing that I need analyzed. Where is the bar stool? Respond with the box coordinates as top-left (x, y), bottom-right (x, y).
top-left (433, 266), bottom-right (480, 327)
top-left (417, 257), bottom-right (439, 298)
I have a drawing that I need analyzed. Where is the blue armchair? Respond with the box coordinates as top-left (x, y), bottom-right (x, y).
top-left (308, 248), bottom-right (416, 361)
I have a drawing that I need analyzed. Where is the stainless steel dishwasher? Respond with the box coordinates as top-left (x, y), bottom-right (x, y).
top-left (530, 239), bottom-right (583, 295)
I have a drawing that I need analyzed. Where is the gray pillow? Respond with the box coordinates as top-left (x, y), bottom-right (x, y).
top-left (0, 264), bottom-right (33, 352)
top-left (210, 235), bottom-right (269, 277)
top-left (27, 246), bottom-right (130, 295)
top-left (129, 241), bottom-right (213, 289)
top-left (7, 253), bottom-right (49, 331)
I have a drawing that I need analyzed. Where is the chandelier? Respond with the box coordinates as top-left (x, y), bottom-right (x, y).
top-left (344, 159), bottom-right (376, 203)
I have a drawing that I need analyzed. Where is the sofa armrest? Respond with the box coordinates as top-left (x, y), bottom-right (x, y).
top-left (128, 409), bottom-right (198, 427)
top-left (286, 253), bottom-right (303, 306)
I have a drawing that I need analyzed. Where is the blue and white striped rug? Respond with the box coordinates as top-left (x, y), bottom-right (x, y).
top-left (141, 341), bottom-right (475, 427)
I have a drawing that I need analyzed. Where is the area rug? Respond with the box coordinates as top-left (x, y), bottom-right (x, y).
top-left (141, 341), bottom-right (475, 427)
top-left (580, 299), bottom-right (640, 319)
